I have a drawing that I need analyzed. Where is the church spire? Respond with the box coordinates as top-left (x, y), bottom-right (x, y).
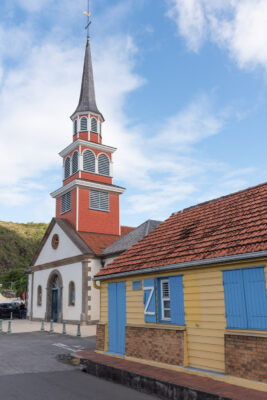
top-left (71, 4), bottom-right (103, 120)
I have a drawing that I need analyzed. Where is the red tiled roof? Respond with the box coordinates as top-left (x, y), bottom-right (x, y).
top-left (77, 226), bottom-right (134, 255)
top-left (96, 182), bottom-right (267, 277)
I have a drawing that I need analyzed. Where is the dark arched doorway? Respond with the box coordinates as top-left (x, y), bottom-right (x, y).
top-left (46, 270), bottom-right (63, 322)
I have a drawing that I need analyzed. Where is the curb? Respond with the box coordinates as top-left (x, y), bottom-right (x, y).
top-left (78, 357), bottom-right (232, 400)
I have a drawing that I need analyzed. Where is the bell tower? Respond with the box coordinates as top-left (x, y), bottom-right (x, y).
top-left (51, 9), bottom-right (125, 236)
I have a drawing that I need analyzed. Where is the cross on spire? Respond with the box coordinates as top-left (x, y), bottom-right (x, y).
top-left (84, 0), bottom-right (91, 39)
top-left (71, 1), bottom-right (103, 120)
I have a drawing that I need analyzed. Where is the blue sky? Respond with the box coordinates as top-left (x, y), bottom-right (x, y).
top-left (0, 0), bottom-right (267, 227)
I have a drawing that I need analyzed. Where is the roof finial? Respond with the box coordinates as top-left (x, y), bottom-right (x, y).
top-left (84, 0), bottom-right (91, 39)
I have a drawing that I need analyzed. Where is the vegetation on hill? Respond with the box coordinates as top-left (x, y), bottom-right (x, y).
top-left (0, 269), bottom-right (28, 298)
top-left (0, 221), bottom-right (48, 273)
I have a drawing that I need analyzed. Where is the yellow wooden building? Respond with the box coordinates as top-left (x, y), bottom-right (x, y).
top-left (94, 182), bottom-right (267, 386)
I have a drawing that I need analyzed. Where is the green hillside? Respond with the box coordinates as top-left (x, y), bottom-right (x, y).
top-left (0, 221), bottom-right (48, 273)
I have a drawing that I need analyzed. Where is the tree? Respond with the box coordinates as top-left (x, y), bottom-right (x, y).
top-left (13, 274), bottom-right (28, 298)
top-left (0, 269), bottom-right (28, 298)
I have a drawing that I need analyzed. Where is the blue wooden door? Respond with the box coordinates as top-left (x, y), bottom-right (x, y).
top-left (52, 289), bottom-right (59, 322)
top-left (108, 282), bottom-right (126, 355)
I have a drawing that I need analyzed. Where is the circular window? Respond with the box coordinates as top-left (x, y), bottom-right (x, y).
top-left (51, 234), bottom-right (59, 249)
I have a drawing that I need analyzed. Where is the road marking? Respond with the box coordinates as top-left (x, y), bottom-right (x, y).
top-left (52, 343), bottom-right (85, 352)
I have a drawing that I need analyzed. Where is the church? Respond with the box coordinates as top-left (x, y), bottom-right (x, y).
top-left (27, 25), bottom-right (160, 324)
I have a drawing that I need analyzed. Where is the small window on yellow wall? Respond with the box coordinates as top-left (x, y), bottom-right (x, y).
top-left (69, 281), bottom-right (75, 306)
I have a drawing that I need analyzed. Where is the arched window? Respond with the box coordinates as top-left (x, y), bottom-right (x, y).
top-left (73, 119), bottom-right (78, 135)
top-left (98, 153), bottom-right (110, 176)
top-left (37, 285), bottom-right (42, 306)
top-left (80, 117), bottom-right (88, 131)
top-left (91, 117), bottom-right (98, 133)
top-left (83, 150), bottom-right (95, 173)
top-left (64, 157), bottom-right (71, 179)
top-left (72, 151), bottom-right (79, 174)
top-left (69, 281), bottom-right (75, 306)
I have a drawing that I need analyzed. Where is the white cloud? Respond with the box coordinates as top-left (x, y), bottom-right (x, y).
top-left (167, 0), bottom-right (267, 71)
top-left (154, 94), bottom-right (222, 147)
top-left (167, 0), bottom-right (207, 52)
top-left (17, 0), bottom-right (51, 12)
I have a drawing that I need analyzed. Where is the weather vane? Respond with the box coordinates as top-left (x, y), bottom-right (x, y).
top-left (83, 0), bottom-right (91, 38)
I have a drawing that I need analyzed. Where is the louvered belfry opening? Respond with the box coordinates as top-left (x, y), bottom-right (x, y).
top-left (72, 151), bottom-right (79, 174)
top-left (90, 189), bottom-right (109, 211)
top-left (98, 153), bottom-right (110, 176)
top-left (80, 117), bottom-right (88, 131)
top-left (61, 191), bottom-right (71, 214)
top-left (64, 157), bottom-right (71, 179)
top-left (91, 117), bottom-right (98, 133)
top-left (83, 149), bottom-right (95, 173)
top-left (73, 119), bottom-right (78, 135)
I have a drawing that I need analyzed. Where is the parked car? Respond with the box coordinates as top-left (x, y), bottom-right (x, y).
top-left (0, 303), bottom-right (20, 319)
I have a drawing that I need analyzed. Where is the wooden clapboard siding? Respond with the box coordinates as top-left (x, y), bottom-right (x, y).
top-left (98, 259), bottom-right (267, 374)
top-left (100, 282), bottom-right (108, 323)
top-left (183, 268), bottom-right (226, 372)
top-left (126, 280), bottom-right (145, 325)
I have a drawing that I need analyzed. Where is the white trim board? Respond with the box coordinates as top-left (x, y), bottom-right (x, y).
top-left (59, 139), bottom-right (117, 158)
top-left (50, 179), bottom-right (125, 198)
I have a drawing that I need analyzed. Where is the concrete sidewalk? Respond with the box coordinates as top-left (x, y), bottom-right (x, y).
top-left (0, 319), bottom-right (96, 337)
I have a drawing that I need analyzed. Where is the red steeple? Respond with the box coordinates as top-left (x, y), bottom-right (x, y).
top-left (51, 32), bottom-right (125, 236)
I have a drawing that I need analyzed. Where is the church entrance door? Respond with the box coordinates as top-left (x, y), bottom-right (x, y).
top-left (50, 275), bottom-right (61, 322)
top-left (51, 288), bottom-right (60, 322)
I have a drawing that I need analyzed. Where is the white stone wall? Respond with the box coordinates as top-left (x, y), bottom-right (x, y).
top-left (34, 224), bottom-right (81, 266)
top-left (32, 262), bottom-right (83, 321)
top-left (90, 258), bottom-right (102, 322)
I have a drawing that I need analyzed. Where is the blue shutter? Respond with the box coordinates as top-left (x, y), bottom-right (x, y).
top-left (108, 283), bottom-right (117, 353)
top-left (223, 270), bottom-right (248, 329)
top-left (116, 282), bottom-right (126, 355)
top-left (143, 278), bottom-right (156, 323)
top-left (243, 267), bottom-right (267, 330)
top-left (170, 276), bottom-right (185, 325)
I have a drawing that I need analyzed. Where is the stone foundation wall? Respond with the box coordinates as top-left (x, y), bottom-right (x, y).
top-left (96, 324), bottom-right (106, 351)
top-left (125, 325), bottom-right (184, 365)
top-left (225, 334), bottom-right (267, 383)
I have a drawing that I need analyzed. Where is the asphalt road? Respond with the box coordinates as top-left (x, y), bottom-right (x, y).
top-left (0, 332), bottom-right (155, 400)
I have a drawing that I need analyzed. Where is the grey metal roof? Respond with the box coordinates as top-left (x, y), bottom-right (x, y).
top-left (71, 38), bottom-right (103, 119)
top-left (102, 220), bottom-right (162, 257)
